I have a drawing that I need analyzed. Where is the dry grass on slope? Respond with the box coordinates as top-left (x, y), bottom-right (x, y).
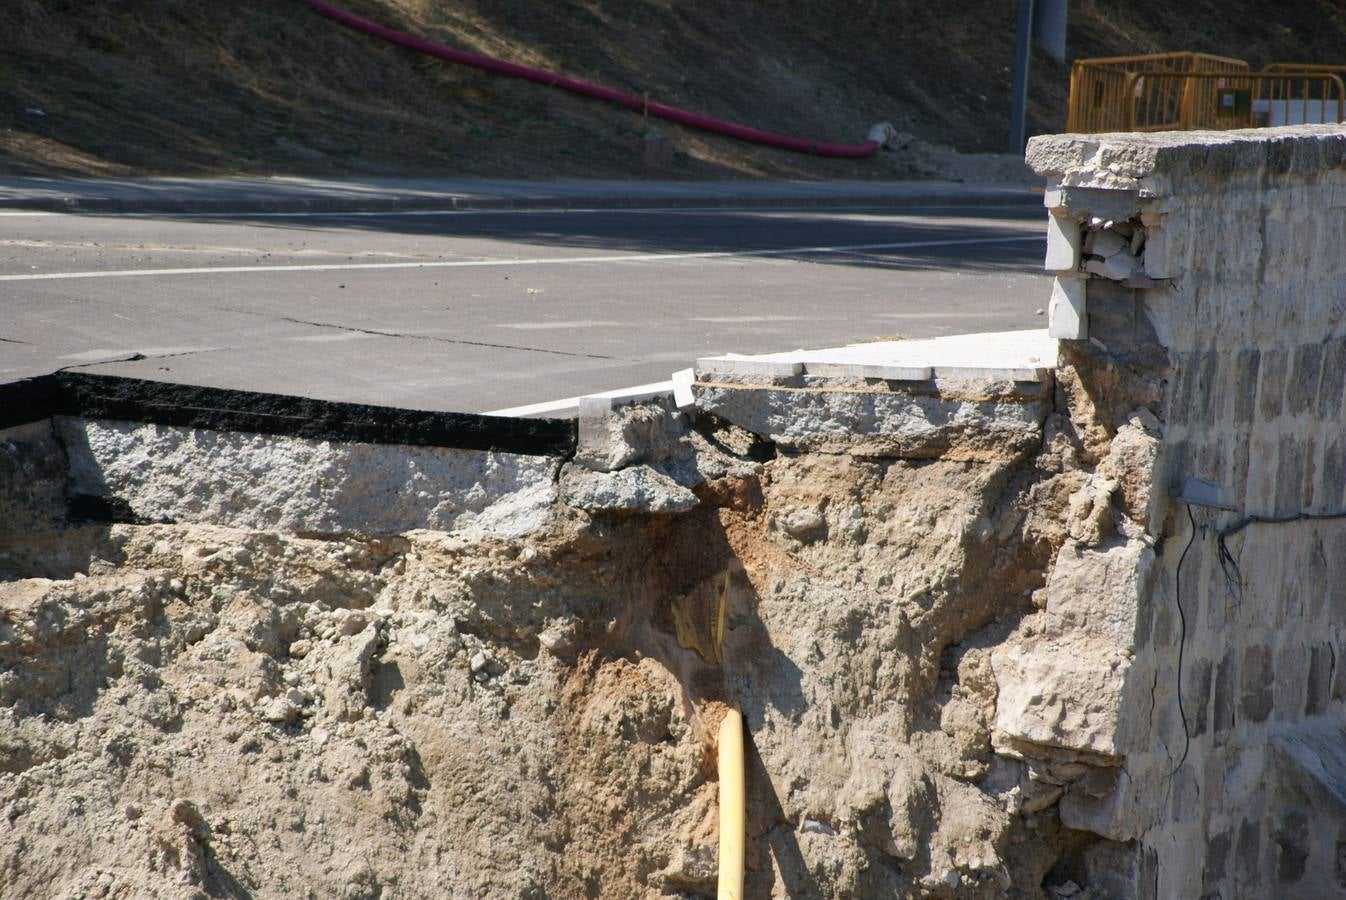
top-left (1, 0), bottom-right (1344, 179)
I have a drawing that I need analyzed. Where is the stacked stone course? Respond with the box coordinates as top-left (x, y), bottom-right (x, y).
top-left (1029, 124), bottom-right (1346, 899)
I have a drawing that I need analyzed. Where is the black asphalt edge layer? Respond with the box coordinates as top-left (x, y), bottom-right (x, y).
top-left (0, 372), bottom-right (576, 456)
top-left (0, 374), bottom-right (63, 430)
top-left (67, 493), bottom-right (151, 525)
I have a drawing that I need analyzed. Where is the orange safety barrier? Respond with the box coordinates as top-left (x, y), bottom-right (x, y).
top-left (1068, 53), bottom-right (1346, 133)
top-left (1124, 71), bottom-right (1345, 131)
top-left (1261, 65), bottom-right (1346, 124)
top-left (1262, 63), bottom-right (1346, 76)
top-left (1067, 52), bottom-right (1247, 133)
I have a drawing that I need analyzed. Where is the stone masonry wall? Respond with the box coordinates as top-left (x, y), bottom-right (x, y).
top-left (1027, 125), bottom-right (1346, 899)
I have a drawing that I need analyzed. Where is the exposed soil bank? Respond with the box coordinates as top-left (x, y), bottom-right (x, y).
top-left (6, 0), bottom-right (1345, 180)
top-left (0, 353), bottom-right (1136, 898)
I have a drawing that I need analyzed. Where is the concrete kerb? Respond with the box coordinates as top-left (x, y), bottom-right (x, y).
top-left (0, 177), bottom-right (1041, 215)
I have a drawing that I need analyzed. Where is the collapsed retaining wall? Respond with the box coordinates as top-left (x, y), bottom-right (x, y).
top-left (0, 125), bottom-right (1343, 899)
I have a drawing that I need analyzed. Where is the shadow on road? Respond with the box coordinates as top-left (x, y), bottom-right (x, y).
top-left (129, 204), bottom-right (1046, 275)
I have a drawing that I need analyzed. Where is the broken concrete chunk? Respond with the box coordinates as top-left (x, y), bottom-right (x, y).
top-left (779, 507), bottom-right (827, 542)
top-left (576, 398), bottom-right (686, 473)
top-left (538, 620), bottom-right (577, 657)
top-left (1084, 229), bottom-right (1130, 259)
top-left (259, 693), bottom-right (301, 725)
top-left (1084, 251), bottom-right (1140, 281)
top-left (56, 418), bottom-right (559, 537)
top-left (559, 463), bottom-right (698, 514)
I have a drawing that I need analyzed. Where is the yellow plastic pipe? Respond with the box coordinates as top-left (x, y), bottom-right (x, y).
top-left (717, 706), bottom-right (745, 900)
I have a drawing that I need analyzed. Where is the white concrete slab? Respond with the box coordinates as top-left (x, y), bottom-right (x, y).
top-left (695, 329), bottom-right (1058, 383)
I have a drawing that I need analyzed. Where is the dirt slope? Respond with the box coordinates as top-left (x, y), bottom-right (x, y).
top-left (2, 0), bottom-right (1345, 179)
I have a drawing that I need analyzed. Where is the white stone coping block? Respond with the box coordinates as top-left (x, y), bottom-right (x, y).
top-left (670, 368), bottom-right (696, 410)
top-left (800, 361), bottom-right (933, 381)
top-left (693, 356), bottom-right (805, 379)
top-left (1028, 125), bottom-right (1346, 187)
top-left (696, 329), bottom-right (1057, 385)
top-left (487, 379), bottom-right (674, 419)
top-left (1048, 277), bottom-right (1088, 341)
top-left (1045, 210), bottom-right (1081, 271)
top-left (577, 381), bottom-right (677, 412)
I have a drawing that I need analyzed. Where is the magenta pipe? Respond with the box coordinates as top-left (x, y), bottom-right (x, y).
top-left (300, 0), bottom-right (881, 159)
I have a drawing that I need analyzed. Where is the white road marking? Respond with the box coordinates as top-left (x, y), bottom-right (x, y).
top-left (0, 234), bottom-right (1043, 283)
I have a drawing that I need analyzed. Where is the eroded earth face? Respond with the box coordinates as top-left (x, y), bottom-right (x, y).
top-left (0, 357), bottom-right (1158, 899)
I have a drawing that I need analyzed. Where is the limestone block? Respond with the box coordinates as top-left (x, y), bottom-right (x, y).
top-left (1095, 410), bottom-right (1162, 532)
top-left (1045, 212), bottom-right (1081, 272)
top-left (992, 537), bottom-right (1155, 759)
top-left (57, 418), bottom-right (559, 536)
top-left (866, 122), bottom-right (904, 147)
top-left (1272, 719), bottom-right (1346, 813)
top-left (1138, 223), bottom-right (1171, 280)
top-left (990, 633), bottom-right (1133, 760)
top-left (1081, 841), bottom-right (1140, 899)
top-left (1045, 186), bottom-right (1143, 225)
top-left (1048, 276), bottom-right (1087, 340)
top-left (1059, 765), bottom-right (1145, 841)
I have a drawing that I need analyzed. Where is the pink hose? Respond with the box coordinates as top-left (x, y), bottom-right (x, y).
top-left (301, 0), bottom-right (882, 159)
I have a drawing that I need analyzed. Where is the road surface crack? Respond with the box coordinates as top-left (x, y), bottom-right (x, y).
top-left (225, 309), bottom-right (633, 361)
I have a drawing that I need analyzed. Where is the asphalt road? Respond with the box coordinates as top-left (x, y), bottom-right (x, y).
top-left (0, 201), bottom-right (1051, 414)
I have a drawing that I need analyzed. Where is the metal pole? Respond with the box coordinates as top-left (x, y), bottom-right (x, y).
top-left (1008, 0), bottom-right (1036, 154)
top-left (1033, 0), bottom-right (1068, 64)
